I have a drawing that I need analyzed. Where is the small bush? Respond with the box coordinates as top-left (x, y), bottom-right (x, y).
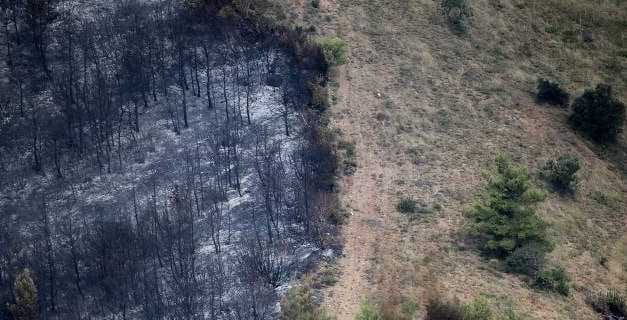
top-left (569, 84), bottom-right (626, 143)
top-left (533, 266), bottom-right (570, 296)
top-left (587, 289), bottom-right (626, 319)
top-left (441, 0), bottom-right (472, 33)
top-left (426, 296), bottom-right (464, 320)
top-left (504, 241), bottom-right (547, 276)
top-left (462, 297), bottom-right (493, 320)
top-left (397, 299), bottom-right (420, 320)
top-left (356, 301), bottom-right (381, 320)
top-left (426, 296), bottom-right (502, 320)
top-left (318, 37), bottom-right (348, 67)
top-left (314, 264), bottom-right (340, 288)
top-left (280, 285), bottom-right (333, 320)
top-left (355, 297), bottom-right (419, 320)
top-left (397, 198), bottom-right (418, 214)
top-left (536, 79), bottom-right (570, 106)
top-left (338, 141), bottom-right (357, 175)
top-left (540, 155), bottom-right (581, 193)
top-left (309, 82), bottom-right (329, 112)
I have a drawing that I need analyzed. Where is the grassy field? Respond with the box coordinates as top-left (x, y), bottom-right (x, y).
top-left (281, 0), bottom-right (626, 319)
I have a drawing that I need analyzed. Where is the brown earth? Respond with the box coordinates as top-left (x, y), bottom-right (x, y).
top-left (286, 0), bottom-right (626, 318)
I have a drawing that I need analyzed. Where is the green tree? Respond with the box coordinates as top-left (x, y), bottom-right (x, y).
top-left (569, 84), bottom-right (625, 143)
top-left (8, 269), bottom-right (39, 320)
top-left (466, 155), bottom-right (551, 257)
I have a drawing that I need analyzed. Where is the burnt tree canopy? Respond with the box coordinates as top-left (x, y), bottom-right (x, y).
top-left (0, 0), bottom-right (335, 319)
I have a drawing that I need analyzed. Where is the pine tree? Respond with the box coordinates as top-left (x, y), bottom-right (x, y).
top-left (8, 269), bottom-right (39, 320)
top-left (466, 155), bottom-right (551, 257)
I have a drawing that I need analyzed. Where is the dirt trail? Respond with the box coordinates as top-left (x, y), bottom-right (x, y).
top-left (321, 59), bottom-right (401, 319)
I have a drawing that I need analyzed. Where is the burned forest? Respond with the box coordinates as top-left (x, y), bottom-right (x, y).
top-left (0, 0), bottom-right (336, 319)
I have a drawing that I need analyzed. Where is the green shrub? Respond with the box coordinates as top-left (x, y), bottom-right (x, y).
top-left (280, 285), bottom-right (334, 320)
top-left (397, 198), bottom-right (418, 214)
top-left (309, 82), bottom-right (329, 112)
top-left (354, 298), bottom-right (420, 320)
top-left (441, 0), bottom-right (472, 33)
top-left (426, 296), bottom-right (464, 320)
top-left (569, 84), bottom-right (625, 143)
top-left (540, 155), bottom-right (581, 193)
top-left (536, 79), bottom-right (570, 106)
top-left (311, 0), bottom-right (320, 9)
top-left (318, 37), bottom-right (348, 67)
top-left (533, 266), bottom-right (570, 296)
top-left (465, 155), bottom-right (550, 258)
top-left (398, 299), bottom-right (420, 319)
top-left (318, 273), bottom-right (338, 287)
top-left (356, 301), bottom-right (381, 320)
top-left (315, 264), bottom-right (340, 288)
top-left (462, 297), bottom-right (493, 320)
top-left (586, 289), bottom-right (626, 319)
top-left (504, 241), bottom-right (547, 276)
top-left (338, 141), bottom-right (357, 175)
top-left (426, 296), bottom-right (503, 320)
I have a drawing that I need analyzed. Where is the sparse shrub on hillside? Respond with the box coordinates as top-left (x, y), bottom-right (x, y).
top-left (440, 0), bottom-right (472, 34)
top-left (309, 82), bottom-right (330, 112)
top-left (318, 37), bottom-right (348, 67)
top-left (394, 298), bottom-right (420, 320)
top-left (356, 297), bottom-right (420, 320)
top-left (356, 301), bottom-right (381, 320)
top-left (397, 198), bottom-right (418, 214)
top-left (540, 155), bottom-right (581, 193)
top-left (533, 266), bottom-right (570, 296)
top-left (505, 241), bottom-right (547, 276)
top-left (314, 263), bottom-right (340, 288)
top-left (280, 285), bottom-right (334, 320)
top-left (569, 84), bottom-right (626, 143)
top-left (536, 79), bottom-right (570, 106)
top-left (426, 295), bottom-right (513, 320)
top-left (465, 155), bottom-right (551, 258)
top-left (461, 297), bottom-right (493, 320)
top-left (586, 289), bottom-right (626, 319)
top-left (338, 140), bottom-right (357, 175)
top-left (426, 296), bottom-right (464, 320)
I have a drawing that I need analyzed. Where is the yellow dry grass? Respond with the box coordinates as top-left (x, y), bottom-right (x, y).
top-left (281, 0), bottom-right (626, 318)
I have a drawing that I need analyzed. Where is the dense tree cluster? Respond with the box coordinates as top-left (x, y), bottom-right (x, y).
top-left (0, 0), bottom-right (335, 319)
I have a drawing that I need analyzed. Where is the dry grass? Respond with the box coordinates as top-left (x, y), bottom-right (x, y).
top-left (280, 0), bottom-right (626, 319)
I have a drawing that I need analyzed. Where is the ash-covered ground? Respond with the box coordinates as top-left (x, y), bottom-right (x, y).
top-left (0, 1), bottom-right (335, 319)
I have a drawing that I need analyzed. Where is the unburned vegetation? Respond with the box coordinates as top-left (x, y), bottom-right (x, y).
top-left (280, 0), bottom-right (626, 319)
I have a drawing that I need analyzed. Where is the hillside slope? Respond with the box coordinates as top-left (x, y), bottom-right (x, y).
top-left (285, 0), bottom-right (626, 318)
